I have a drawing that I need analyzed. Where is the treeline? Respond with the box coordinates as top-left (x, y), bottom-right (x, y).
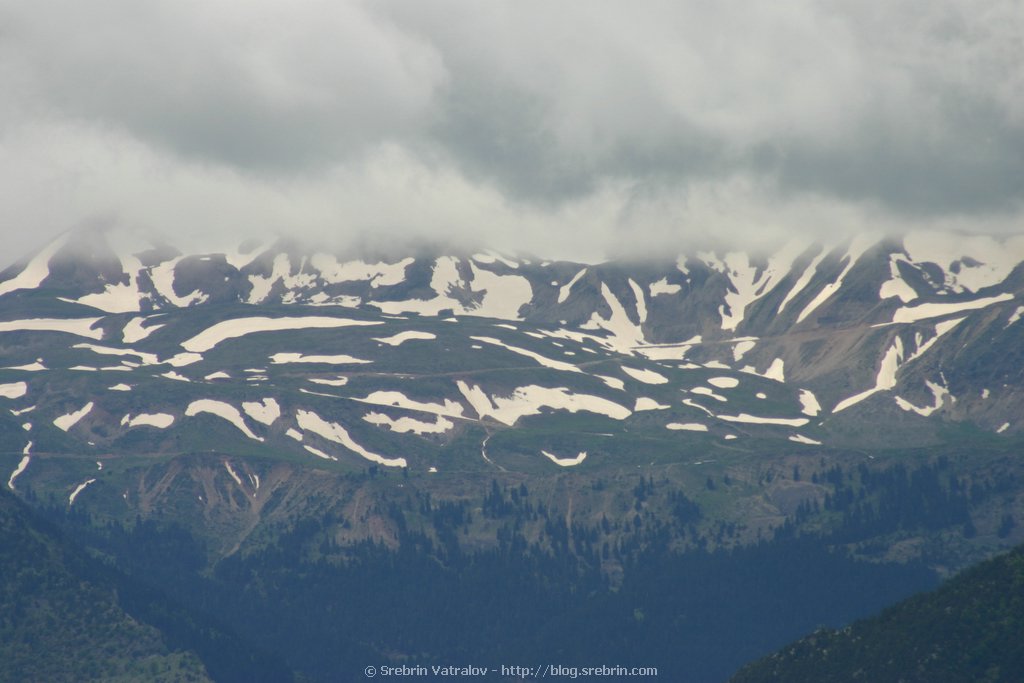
top-left (34, 463), bottom-right (959, 682)
top-left (776, 456), bottom-right (1017, 549)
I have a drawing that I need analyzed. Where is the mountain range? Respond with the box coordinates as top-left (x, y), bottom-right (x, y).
top-left (2, 227), bottom-right (1023, 680)
top-left (3, 227), bottom-right (1021, 465)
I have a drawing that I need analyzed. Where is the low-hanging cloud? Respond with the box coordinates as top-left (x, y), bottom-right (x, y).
top-left (1, 0), bottom-right (1022, 263)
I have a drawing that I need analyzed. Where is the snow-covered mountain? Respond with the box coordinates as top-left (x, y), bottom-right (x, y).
top-left (1, 227), bottom-right (1023, 507)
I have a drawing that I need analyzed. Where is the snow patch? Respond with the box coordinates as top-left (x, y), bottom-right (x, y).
top-left (798, 389), bottom-right (821, 416)
top-left (456, 381), bottom-right (631, 426)
top-left (310, 377), bottom-right (349, 387)
top-left (296, 409), bottom-right (406, 467)
top-left (558, 268), bottom-right (587, 303)
top-left (682, 398), bottom-right (716, 417)
top-left (122, 317), bottom-right (165, 343)
top-left (691, 387), bottom-right (727, 402)
top-left (73, 343), bottom-right (159, 365)
top-left (894, 380), bottom-right (949, 417)
top-left (75, 254), bottom-right (145, 313)
top-left (185, 400), bottom-right (263, 441)
top-left (311, 254), bottom-right (413, 287)
top-left (708, 377), bottom-right (739, 389)
top-left (542, 450), bottom-right (587, 467)
top-left (580, 284), bottom-right (646, 352)
top-left (151, 257), bottom-right (208, 307)
top-left (128, 413), bottom-right (175, 429)
top-left (833, 338), bottom-right (904, 413)
top-left (649, 278), bottom-right (681, 297)
top-left (224, 462), bottom-right (244, 487)
top-left (378, 257), bottom-right (540, 318)
top-left (595, 375), bottom-right (626, 391)
top-left (270, 352), bottom-right (371, 365)
top-left (370, 257), bottom-right (463, 316)
top-left (764, 358), bottom-right (786, 382)
top-left (7, 455), bottom-right (30, 490)
top-left (634, 397), bottom-right (670, 411)
top-left (778, 246), bottom-right (828, 314)
top-left (742, 358), bottom-right (786, 383)
top-left (242, 398), bottom-right (281, 425)
top-left (165, 352), bottom-right (203, 367)
top-left (796, 236), bottom-right (876, 323)
top-left (879, 254), bottom-right (918, 303)
top-left (621, 366), bottom-right (669, 385)
top-left (717, 413), bottom-right (810, 427)
top-left (471, 336), bottom-right (580, 373)
top-left (789, 434), bottom-right (822, 445)
top-left (246, 253), bottom-right (290, 304)
top-left (718, 242), bottom-right (804, 331)
top-left (161, 371), bottom-right (190, 382)
top-left (667, 422), bottom-right (708, 432)
top-left (355, 391), bottom-right (465, 418)
top-left (372, 331), bottom-right (436, 346)
top-left (68, 479), bottom-right (96, 505)
top-left (182, 316), bottom-right (381, 352)
top-left (0, 382), bottom-right (28, 399)
top-left (467, 262), bottom-right (533, 319)
top-left (904, 231), bottom-right (1024, 293)
top-left (732, 339), bottom-right (756, 361)
top-left (891, 293), bottom-right (1014, 324)
top-left (636, 344), bottom-right (693, 361)
top-left (902, 318), bottom-right (964, 364)
top-left (0, 235), bottom-right (67, 296)
top-left (54, 402), bottom-right (94, 431)
top-left (3, 361), bottom-right (46, 371)
top-left (0, 318), bottom-right (104, 340)
top-left (364, 412), bottom-right (454, 434)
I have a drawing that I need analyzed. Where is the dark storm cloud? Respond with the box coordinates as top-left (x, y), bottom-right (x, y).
top-left (1, 0), bottom-right (1022, 261)
top-left (3, 0), bottom-right (447, 170)
top-left (385, 0), bottom-right (1024, 217)
top-left (763, 96), bottom-right (1024, 216)
top-left (428, 71), bottom-right (727, 205)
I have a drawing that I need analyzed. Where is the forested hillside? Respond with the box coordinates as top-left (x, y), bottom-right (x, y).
top-left (731, 542), bottom-right (1024, 682)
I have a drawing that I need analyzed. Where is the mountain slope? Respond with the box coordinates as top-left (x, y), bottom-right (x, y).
top-left (2, 227), bottom-right (1023, 681)
top-left (2, 228), bottom-right (1022, 563)
top-left (2, 228), bottom-right (1021, 478)
top-left (0, 488), bottom-right (211, 682)
top-left (730, 542), bottom-right (1024, 682)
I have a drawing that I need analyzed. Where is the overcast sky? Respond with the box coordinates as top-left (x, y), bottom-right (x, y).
top-left (1, 0), bottom-right (1022, 264)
